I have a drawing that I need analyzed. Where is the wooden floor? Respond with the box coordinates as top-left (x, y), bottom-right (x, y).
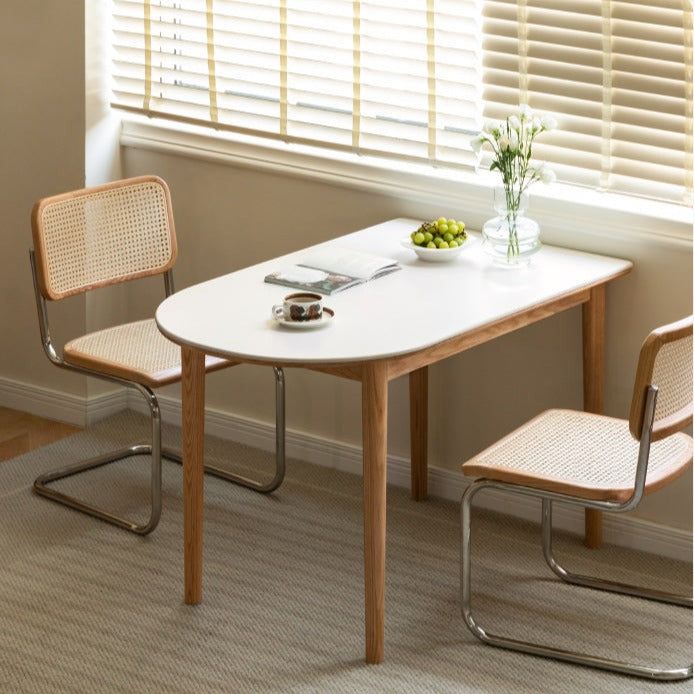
top-left (0, 407), bottom-right (79, 463)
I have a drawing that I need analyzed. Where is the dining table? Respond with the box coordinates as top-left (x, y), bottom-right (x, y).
top-left (155, 217), bottom-right (632, 664)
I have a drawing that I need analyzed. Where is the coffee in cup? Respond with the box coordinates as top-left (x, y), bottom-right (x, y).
top-left (272, 292), bottom-right (323, 322)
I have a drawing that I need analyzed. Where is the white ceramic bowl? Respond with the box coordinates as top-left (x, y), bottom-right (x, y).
top-left (400, 236), bottom-right (475, 263)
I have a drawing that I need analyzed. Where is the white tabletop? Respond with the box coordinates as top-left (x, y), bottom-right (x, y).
top-left (156, 218), bottom-right (632, 365)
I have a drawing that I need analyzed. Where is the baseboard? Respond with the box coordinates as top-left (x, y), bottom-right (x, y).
top-left (0, 376), bottom-right (127, 428)
top-left (125, 390), bottom-right (693, 563)
top-left (0, 377), bottom-right (84, 426)
top-left (0, 376), bottom-right (689, 561)
top-left (85, 389), bottom-right (129, 426)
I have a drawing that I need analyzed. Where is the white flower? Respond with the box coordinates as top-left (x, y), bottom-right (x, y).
top-left (541, 114), bottom-right (557, 131)
top-left (508, 115), bottom-right (520, 130)
top-left (531, 116), bottom-right (542, 132)
top-left (484, 119), bottom-right (498, 133)
top-left (540, 166), bottom-right (556, 184)
top-left (508, 129), bottom-right (519, 150)
top-left (470, 137), bottom-right (483, 154)
top-left (518, 104), bottom-right (533, 120)
top-left (498, 134), bottom-right (510, 151)
top-left (532, 162), bottom-right (555, 184)
top-left (530, 160), bottom-right (544, 176)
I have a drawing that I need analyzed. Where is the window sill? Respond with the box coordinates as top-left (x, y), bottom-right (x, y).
top-left (120, 116), bottom-right (692, 249)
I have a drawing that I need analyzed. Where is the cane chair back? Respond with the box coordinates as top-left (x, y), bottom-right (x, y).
top-left (629, 316), bottom-right (693, 441)
top-left (31, 176), bottom-right (177, 301)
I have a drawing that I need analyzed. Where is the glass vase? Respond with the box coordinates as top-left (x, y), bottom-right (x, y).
top-left (482, 185), bottom-right (541, 266)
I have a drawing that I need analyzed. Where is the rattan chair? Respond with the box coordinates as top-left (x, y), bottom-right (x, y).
top-left (460, 316), bottom-right (693, 681)
top-left (29, 175), bottom-right (286, 535)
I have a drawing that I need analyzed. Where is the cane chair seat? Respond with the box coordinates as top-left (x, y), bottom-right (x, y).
top-left (463, 409), bottom-right (693, 502)
top-left (64, 319), bottom-right (231, 388)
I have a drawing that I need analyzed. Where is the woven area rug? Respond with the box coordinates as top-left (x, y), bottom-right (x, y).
top-left (0, 410), bottom-right (690, 693)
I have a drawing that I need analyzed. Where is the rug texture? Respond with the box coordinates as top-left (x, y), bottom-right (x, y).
top-left (0, 410), bottom-right (690, 693)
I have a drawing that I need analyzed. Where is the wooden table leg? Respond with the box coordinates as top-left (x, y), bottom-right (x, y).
top-left (362, 361), bottom-right (388, 664)
top-left (182, 346), bottom-right (206, 604)
top-left (409, 366), bottom-right (428, 501)
top-left (582, 285), bottom-right (605, 548)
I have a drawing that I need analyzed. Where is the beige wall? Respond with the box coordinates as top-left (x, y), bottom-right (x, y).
top-left (122, 147), bottom-right (693, 531)
top-left (84, 0), bottom-right (130, 399)
top-left (0, 0), bottom-right (87, 396)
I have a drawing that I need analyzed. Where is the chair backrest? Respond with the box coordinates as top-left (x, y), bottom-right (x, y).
top-left (629, 316), bottom-right (693, 441)
top-left (31, 175), bottom-right (177, 301)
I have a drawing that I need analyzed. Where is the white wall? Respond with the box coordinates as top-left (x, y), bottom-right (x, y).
top-left (121, 145), bottom-right (693, 532)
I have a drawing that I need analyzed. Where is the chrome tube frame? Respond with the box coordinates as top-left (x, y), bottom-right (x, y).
top-left (33, 387), bottom-right (164, 535)
top-left (541, 500), bottom-right (691, 607)
top-left (161, 367), bottom-right (286, 493)
top-left (460, 386), bottom-right (692, 681)
top-left (29, 252), bottom-right (286, 535)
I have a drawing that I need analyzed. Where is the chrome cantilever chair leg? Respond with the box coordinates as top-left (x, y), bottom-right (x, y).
top-left (541, 500), bottom-right (692, 608)
top-left (460, 480), bottom-right (693, 682)
top-left (33, 383), bottom-right (165, 536)
top-left (33, 368), bottom-right (287, 533)
top-left (162, 367), bottom-right (286, 493)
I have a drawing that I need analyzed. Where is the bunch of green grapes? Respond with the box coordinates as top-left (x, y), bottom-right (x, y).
top-left (410, 217), bottom-right (467, 249)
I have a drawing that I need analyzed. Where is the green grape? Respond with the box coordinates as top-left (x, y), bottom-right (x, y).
top-left (411, 231), bottom-right (417, 240)
top-left (413, 231), bottom-right (425, 245)
top-left (448, 238), bottom-right (458, 247)
top-left (448, 223), bottom-right (458, 234)
top-left (435, 237), bottom-right (445, 247)
top-left (438, 223), bottom-right (449, 234)
top-left (426, 241), bottom-right (436, 249)
top-left (447, 218), bottom-right (456, 227)
top-left (457, 220), bottom-right (465, 230)
top-left (437, 216), bottom-right (446, 225)
top-left (443, 232), bottom-right (453, 243)
top-left (423, 231), bottom-right (433, 243)
top-left (438, 241), bottom-right (449, 249)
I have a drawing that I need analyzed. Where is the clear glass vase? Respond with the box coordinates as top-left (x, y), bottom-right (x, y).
top-left (482, 185), bottom-right (541, 266)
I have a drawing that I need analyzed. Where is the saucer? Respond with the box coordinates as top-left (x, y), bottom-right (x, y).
top-left (273, 307), bottom-right (335, 329)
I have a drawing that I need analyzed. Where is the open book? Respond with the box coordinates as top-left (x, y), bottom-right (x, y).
top-left (264, 247), bottom-right (400, 295)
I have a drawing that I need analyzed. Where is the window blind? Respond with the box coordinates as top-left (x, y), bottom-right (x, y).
top-left (112, 0), bottom-right (483, 168)
top-left (484, 0), bottom-right (693, 204)
top-left (112, 1), bottom-right (693, 205)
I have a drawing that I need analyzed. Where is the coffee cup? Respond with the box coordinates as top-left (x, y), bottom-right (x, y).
top-left (272, 292), bottom-right (323, 322)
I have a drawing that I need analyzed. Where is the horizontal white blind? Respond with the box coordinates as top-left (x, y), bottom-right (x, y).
top-left (484, 0), bottom-right (693, 203)
top-left (112, 0), bottom-right (483, 168)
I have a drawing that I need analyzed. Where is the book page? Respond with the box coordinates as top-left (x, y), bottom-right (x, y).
top-left (264, 265), bottom-right (360, 295)
top-left (299, 248), bottom-right (398, 280)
